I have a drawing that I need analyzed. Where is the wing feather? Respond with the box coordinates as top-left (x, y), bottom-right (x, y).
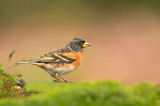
top-left (30, 52), bottom-right (76, 64)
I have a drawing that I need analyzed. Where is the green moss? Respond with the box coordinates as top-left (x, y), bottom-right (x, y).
top-left (0, 64), bottom-right (37, 98)
top-left (0, 81), bottom-right (160, 106)
top-left (0, 64), bottom-right (18, 98)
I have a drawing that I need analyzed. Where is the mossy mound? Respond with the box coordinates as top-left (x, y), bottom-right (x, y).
top-left (0, 64), bottom-right (38, 98)
top-left (0, 80), bottom-right (160, 106)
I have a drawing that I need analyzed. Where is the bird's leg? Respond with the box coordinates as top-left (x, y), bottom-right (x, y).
top-left (57, 76), bottom-right (69, 82)
top-left (51, 74), bottom-right (61, 82)
top-left (53, 73), bottom-right (69, 82)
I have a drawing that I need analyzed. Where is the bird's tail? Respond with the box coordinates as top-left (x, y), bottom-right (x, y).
top-left (15, 61), bottom-right (40, 66)
top-left (15, 59), bottom-right (39, 65)
top-left (15, 61), bottom-right (31, 65)
top-left (15, 58), bottom-right (46, 65)
top-left (15, 58), bottom-right (54, 65)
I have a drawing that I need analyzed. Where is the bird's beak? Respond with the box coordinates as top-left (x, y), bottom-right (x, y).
top-left (83, 42), bottom-right (91, 47)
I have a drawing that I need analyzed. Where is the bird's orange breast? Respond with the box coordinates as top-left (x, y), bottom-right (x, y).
top-left (61, 52), bottom-right (83, 69)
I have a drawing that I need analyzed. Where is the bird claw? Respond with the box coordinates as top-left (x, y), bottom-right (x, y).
top-left (63, 79), bottom-right (69, 82)
top-left (53, 79), bottom-right (62, 82)
top-left (53, 79), bottom-right (70, 83)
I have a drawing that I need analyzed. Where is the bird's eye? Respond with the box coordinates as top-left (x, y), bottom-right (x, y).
top-left (82, 41), bottom-right (85, 43)
top-left (78, 42), bottom-right (82, 45)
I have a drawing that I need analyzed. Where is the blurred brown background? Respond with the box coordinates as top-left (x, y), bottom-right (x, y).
top-left (0, 0), bottom-right (160, 84)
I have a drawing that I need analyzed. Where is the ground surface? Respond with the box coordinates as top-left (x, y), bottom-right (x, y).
top-left (0, 80), bottom-right (160, 106)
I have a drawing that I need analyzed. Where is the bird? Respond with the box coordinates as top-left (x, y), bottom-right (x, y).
top-left (16, 38), bottom-right (91, 82)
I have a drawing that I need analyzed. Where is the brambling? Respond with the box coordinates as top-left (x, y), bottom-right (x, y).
top-left (16, 38), bottom-right (91, 82)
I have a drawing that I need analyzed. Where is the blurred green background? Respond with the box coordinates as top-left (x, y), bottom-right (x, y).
top-left (1, 0), bottom-right (160, 84)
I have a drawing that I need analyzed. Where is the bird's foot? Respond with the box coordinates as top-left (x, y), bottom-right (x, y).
top-left (63, 79), bottom-right (69, 82)
top-left (53, 79), bottom-right (63, 83)
top-left (57, 76), bottom-right (69, 83)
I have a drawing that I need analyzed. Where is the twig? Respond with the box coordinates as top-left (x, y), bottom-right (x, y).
top-left (7, 50), bottom-right (16, 72)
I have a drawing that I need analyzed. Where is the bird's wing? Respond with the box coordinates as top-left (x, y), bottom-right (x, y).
top-left (28, 52), bottom-right (77, 64)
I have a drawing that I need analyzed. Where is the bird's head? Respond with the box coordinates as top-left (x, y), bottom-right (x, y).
top-left (66, 38), bottom-right (91, 52)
